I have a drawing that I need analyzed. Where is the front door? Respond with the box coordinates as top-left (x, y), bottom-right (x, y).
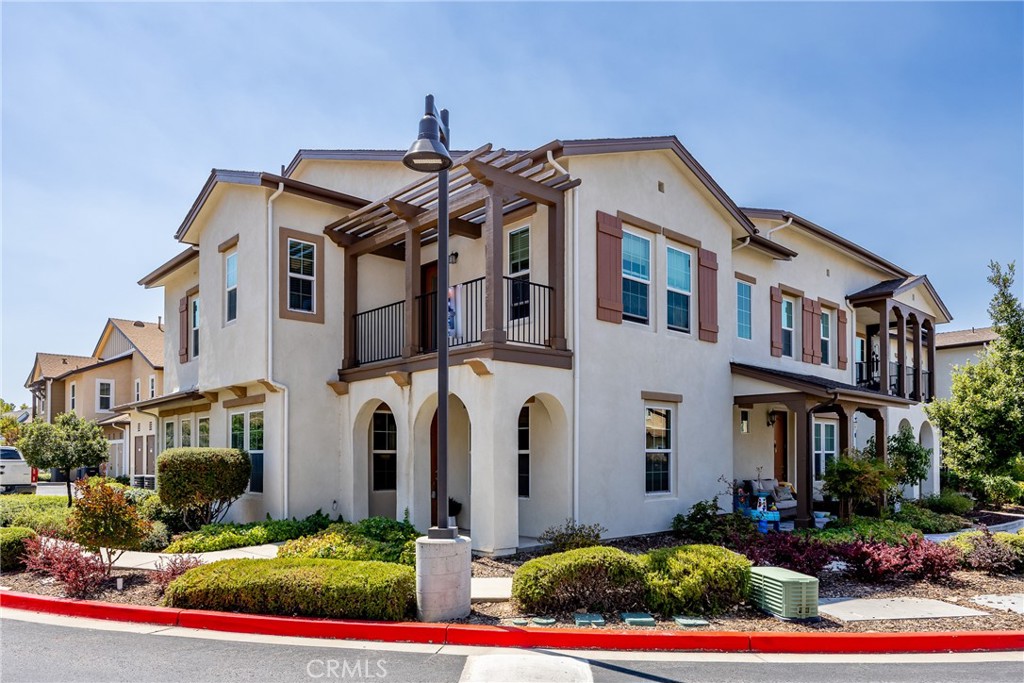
top-left (773, 413), bottom-right (789, 482)
top-left (145, 435), bottom-right (156, 475)
top-left (133, 436), bottom-right (144, 478)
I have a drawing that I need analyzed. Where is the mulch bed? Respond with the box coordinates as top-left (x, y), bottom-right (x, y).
top-left (1, 568), bottom-right (162, 605)
top-left (966, 508), bottom-right (1024, 528)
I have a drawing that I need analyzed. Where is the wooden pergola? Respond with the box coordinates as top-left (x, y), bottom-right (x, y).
top-left (323, 143), bottom-right (581, 371)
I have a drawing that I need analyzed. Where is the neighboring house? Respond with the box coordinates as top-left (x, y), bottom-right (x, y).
top-left (934, 326), bottom-right (1000, 399)
top-left (138, 136), bottom-right (951, 555)
top-left (23, 319), bottom-right (165, 483)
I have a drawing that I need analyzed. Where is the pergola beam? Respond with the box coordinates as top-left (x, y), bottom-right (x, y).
top-left (464, 159), bottom-right (564, 205)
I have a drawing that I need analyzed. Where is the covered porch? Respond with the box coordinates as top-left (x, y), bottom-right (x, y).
top-left (732, 363), bottom-right (915, 528)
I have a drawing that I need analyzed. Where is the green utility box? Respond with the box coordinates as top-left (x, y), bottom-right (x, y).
top-left (748, 566), bottom-right (819, 620)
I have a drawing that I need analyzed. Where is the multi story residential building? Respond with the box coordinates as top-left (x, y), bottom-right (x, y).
top-left (138, 136), bottom-right (950, 554)
top-left (24, 318), bottom-right (164, 482)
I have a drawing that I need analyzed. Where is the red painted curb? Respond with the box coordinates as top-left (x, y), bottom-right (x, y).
top-left (2, 591), bottom-right (1022, 653)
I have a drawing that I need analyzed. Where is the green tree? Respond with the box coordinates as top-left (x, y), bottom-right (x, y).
top-left (0, 414), bottom-right (23, 446)
top-left (864, 424), bottom-right (931, 493)
top-left (927, 261), bottom-right (1024, 503)
top-left (17, 413), bottom-right (109, 506)
top-left (822, 448), bottom-right (896, 521)
top-left (0, 398), bottom-right (16, 413)
top-left (69, 479), bottom-right (152, 574)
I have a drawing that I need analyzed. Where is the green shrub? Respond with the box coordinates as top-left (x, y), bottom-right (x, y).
top-left (994, 531), bottom-right (1024, 571)
top-left (672, 499), bottom-right (756, 546)
top-left (811, 517), bottom-right (921, 545)
top-left (944, 529), bottom-right (1024, 574)
top-left (138, 495), bottom-right (187, 533)
top-left (917, 491), bottom-right (974, 516)
top-left (0, 527), bottom-right (38, 571)
top-left (512, 546), bottom-right (646, 613)
top-left (642, 544), bottom-right (751, 616)
top-left (69, 479), bottom-right (152, 574)
top-left (982, 475), bottom-right (1024, 507)
top-left (0, 496), bottom-right (72, 537)
top-left (894, 504), bottom-right (969, 534)
top-left (157, 448), bottom-right (250, 528)
top-left (164, 511), bottom-right (332, 554)
top-left (537, 518), bottom-right (607, 553)
top-left (279, 519), bottom-right (418, 565)
top-left (36, 470), bottom-right (51, 482)
top-left (164, 558), bottom-right (415, 621)
top-left (140, 521), bottom-right (170, 552)
top-left (823, 449), bottom-right (895, 520)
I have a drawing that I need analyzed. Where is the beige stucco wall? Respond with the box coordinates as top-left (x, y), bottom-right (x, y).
top-left (63, 358), bottom-right (133, 421)
top-left (161, 260), bottom-right (200, 394)
top-left (288, 159), bottom-right (421, 202)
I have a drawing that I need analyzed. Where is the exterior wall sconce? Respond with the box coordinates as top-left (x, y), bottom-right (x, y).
top-left (448, 251), bottom-right (458, 265)
top-left (766, 412), bottom-right (777, 428)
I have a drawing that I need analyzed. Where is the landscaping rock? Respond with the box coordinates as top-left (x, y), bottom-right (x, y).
top-left (620, 612), bottom-right (656, 627)
top-left (573, 613), bottom-right (605, 628)
top-left (673, 616), bottom-right (710, 627)
top-left (531, 617), bottom-right (555, 626)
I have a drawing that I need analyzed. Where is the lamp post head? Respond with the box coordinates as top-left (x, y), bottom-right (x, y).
top-left (403, 96), bottom-right (452, 173)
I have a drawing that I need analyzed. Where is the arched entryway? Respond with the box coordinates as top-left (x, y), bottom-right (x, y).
top-left (413, 393), bottom-right (472, 530)
top-left (516, 393), bottom-right (571, 540)
top-left (367, 403), bottom-right (399, 520)
top-left (919, 421), bottom-right (938, 496)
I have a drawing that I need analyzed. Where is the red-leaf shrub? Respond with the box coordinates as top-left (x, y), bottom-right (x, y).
top-left (23, 536), bottom-right (107, 597)
top-left (741, 532), bottom-right (833, 576)
top-left (151, 555), bottom-right (204, 592)
top-left (839, 534), bottom-right (958, 583)
top-left (905, 534), bottom-right (960, 580)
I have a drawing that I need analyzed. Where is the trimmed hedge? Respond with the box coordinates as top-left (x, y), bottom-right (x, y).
top-left (0, 496), bottom-right (72, 537)
top-left (512, 546), bottom-right (647, 613)
top-left (917, 491), bottom-right (974, 516)
top-left (279, 517), bottom-right (419, 565)
top-left (157, 448), bottom-right (250, 526)
top-left (811, 517), bottom-right (921, 545)
top-left (643, 544), bottom-right (751, 616)
top-left (893, 504), bottom-right (970, 534)
top-left (163, 558), bottom-right (415, 621)
top-left (164, 511), bottom-right (332, 554)
top-left (0, 527), bottom-right (38, 571)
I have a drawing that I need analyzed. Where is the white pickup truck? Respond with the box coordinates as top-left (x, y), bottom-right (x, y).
top-left (0, 446), bottom-right (38, 494)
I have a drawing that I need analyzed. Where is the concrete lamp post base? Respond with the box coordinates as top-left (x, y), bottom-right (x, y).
top-left (415, 534), bottom-right (472, 622)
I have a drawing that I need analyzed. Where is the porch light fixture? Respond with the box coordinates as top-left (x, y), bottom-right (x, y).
top-left (404, 95), bottom-right (456, 540)
top-left (766, 412), bottom-right (777, 428)
top-left (448, 251), bottom-right (459, 265)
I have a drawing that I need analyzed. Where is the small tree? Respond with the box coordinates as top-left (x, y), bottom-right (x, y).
top-left (68, 479), bottom-right (152, 575)
top-left (17, 413), bottom-right (109, 506)
top-left (157, 448), bottom-right (250, 528)
top-left (823, 448), bottom-right (896, 521)
top-left (864, 424), bottom-right (931, 495)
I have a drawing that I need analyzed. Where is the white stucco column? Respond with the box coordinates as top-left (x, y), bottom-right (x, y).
top-left (470, 385), bottom-right (519, 555)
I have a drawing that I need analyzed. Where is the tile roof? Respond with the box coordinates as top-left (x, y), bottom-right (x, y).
top-left (31, 353), bottom-right (97, 382)
top-left (109, 319), bottom-right (164, 368)
top-left (935, 326), bottom-right (999, 349)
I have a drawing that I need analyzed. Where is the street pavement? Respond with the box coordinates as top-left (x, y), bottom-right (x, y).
top-left (2, 610), bottom-right (1021, 683)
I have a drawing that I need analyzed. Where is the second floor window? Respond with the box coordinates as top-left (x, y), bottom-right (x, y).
top-left (288, 238), bottom-right (315, 313)
top-left (149, 375), bottom-right (156, 399)
top-left (509, 227), bottom-right (530, 321)
top-left (666, 247), bottom-right (691, 333)
top-left (622, 232), bottom-right (650, 324)
top-left (225, 251), bottom-right (238, 322)
top-left (781, 297), bottom-right (795, 358)
top-left (134, 379), bottom-right (141, 403)
top-left (191, 297), bottom-right (200, 358)
top-left (820, 310), bottom-right (831, 365)
top-left (97, 381), bottom-right (113, 412)
top-left (70, 383), bottom-right (76, 411)
top-left (737, 281), bottom-right (752, 340)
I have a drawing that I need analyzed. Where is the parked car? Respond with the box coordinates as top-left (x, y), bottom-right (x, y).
top-left (0, 446), bottom-right (38, 494)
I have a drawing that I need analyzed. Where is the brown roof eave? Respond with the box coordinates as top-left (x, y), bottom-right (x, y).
top-left (138, 247), bottom-right (199, 288)
top-left (258, 173), bottom-right (369, 210)
top-left (731, 362), bottom-right (916, 407)
top-left (127, 389), bottom-right (205, 412)
top-left (743, 234), bottom-right (798, 260)
top-left (52, 352), bottom-right (132, 382)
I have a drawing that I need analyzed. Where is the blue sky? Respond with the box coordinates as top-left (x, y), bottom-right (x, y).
top-left (2, 2), bottom-right (1022, 404)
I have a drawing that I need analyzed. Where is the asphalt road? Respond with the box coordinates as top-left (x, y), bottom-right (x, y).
top-left (1, 612), bottom-right (1022, 683)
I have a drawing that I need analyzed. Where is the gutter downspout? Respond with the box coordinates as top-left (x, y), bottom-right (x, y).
top-left (732, 236), bottom-right (752, 251)
top-left (766, 216), bottom-right (794, 239)
top-left (266, 182), bottom-right (290, 518)
top-left (548, 150), bottom-right (580, 520)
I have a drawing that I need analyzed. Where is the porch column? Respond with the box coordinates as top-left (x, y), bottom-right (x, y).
top-left (481, 188), bottom-right (507, 345)
top-left (835, 402), bottom-right (856, 456)
top-left (895, 308), bottom-right (907, 398)
top-left (342, 253), bottom-right (359, 369)
top-left (876, 301), bottom-right (891, 395)
top-left (403, 227), bottom-right (421, 358)
top-left (547, 199), bottom-right (567, 350)
top-left (925, 319), bottom-right (936, 401)
top-left (861, 407), bottom-right (888, 461)
top-left (791, 399), bottom-right (813, 529)
top-left (912, 316), bottom-right (923, 401)
top-left (469, 388), bottom-right (519, 555)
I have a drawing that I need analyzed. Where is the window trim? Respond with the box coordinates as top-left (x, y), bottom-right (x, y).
top-left (225, 250), bottom-right (238, 324)
top-left (820, 309), bottom-right (832, 366)
top-left (370, 408), bottom-right (397, 493)
top-left (197, 415), bottom-right (210, 448)
top-left (163, 420), bottom-right (175, 451)
top-left (508, 225), bottom-right (531, 322)
top-left (813, 420), bottom-right (838, 482)
top-left (179, 415), bottom-right (193, 448)
top-left (230, 410), bottom-right (264, 494)
top-left (781, 297), bottom-right (796, 358)
top-left (190, 295), bottom-right (201, 360)
top-left (644, 403), bottom-right (673, 496)
top-left (622, 230), bottom-right (652, 325)
top-left (96, 379), bottom-right (114, 413)
top-left (278, 228), bottom-right (325, 324)
top-left (134, 378), bottom-right (141, 403)
top-left (69, 382), bottom-right (77, 412)
top-left (737, 280), bottom-right (753, 340)
top-left (149, 375), bottom-right (156, 399)
top-left (666, 245), bottom-right (692, 334)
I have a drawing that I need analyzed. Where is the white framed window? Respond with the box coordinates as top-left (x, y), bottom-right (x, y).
top-left (645, 404), bottom-right (672, 494)
top-left (287, 238), bottom-right (316, 313)
top-left (856, 336), bottom-right (868, 384)
top-left (371, 409), bottom-right (397, 493)
top-left (225, 250), bottom-right (238, 323)
top-left (231, 410), bottom-right (264, 493)
top-left (740, 409), bottom-right (750, 434)
top-left (164, 421), bottom-right (175, 451)
top-left (517, 406), bottom-right (530, 498)
top-left (781, 297), bottom-right (796, 358)
top-left (820, 310), bottom-right (832, 365)
top-left (180, 417), bottom-right (192, 448)
top-left (508, 226), bottom-right (530, 321)
top-left (190, 296), bottom-right (201, 359)
top-left (814, 421), bottom-right (837, 481)
top-left (96, 380), bottom-right (114, 412)
top-left (622, 231), bottom-right (651, 324)
top-left (666, 246), bottom-right (691, 333)
top-left (134, 378), bottom-right (141, 403)
top-left (149, 375), bottom-right (156, 399)
top-left (737, 281), bottom-right (752, 340)
top-left (197, 416), bottom-right (210, 447)
top-left (69, 382), bottom-right (77, 412)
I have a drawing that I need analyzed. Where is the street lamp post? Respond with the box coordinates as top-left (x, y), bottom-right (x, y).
top-left (402, 94), bottom-right (455, 540)
top-left (404, 95), bottom-right (471, 622)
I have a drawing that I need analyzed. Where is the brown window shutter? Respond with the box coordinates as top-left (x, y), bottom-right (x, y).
top-left (836, 309), bottom-right (849, 370)
top-left (595, 210), bottom-right (623, 324)
top-left (811, 300), bottom-right (823, 364)
top-left (697, 248), bottom-right (719, 342)
top-left (801, 298), bottom-right (815, 363)
top-left (178, 296), bottom-right (189, 362)
top-left (770, 287), bottom-right (783, 357)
